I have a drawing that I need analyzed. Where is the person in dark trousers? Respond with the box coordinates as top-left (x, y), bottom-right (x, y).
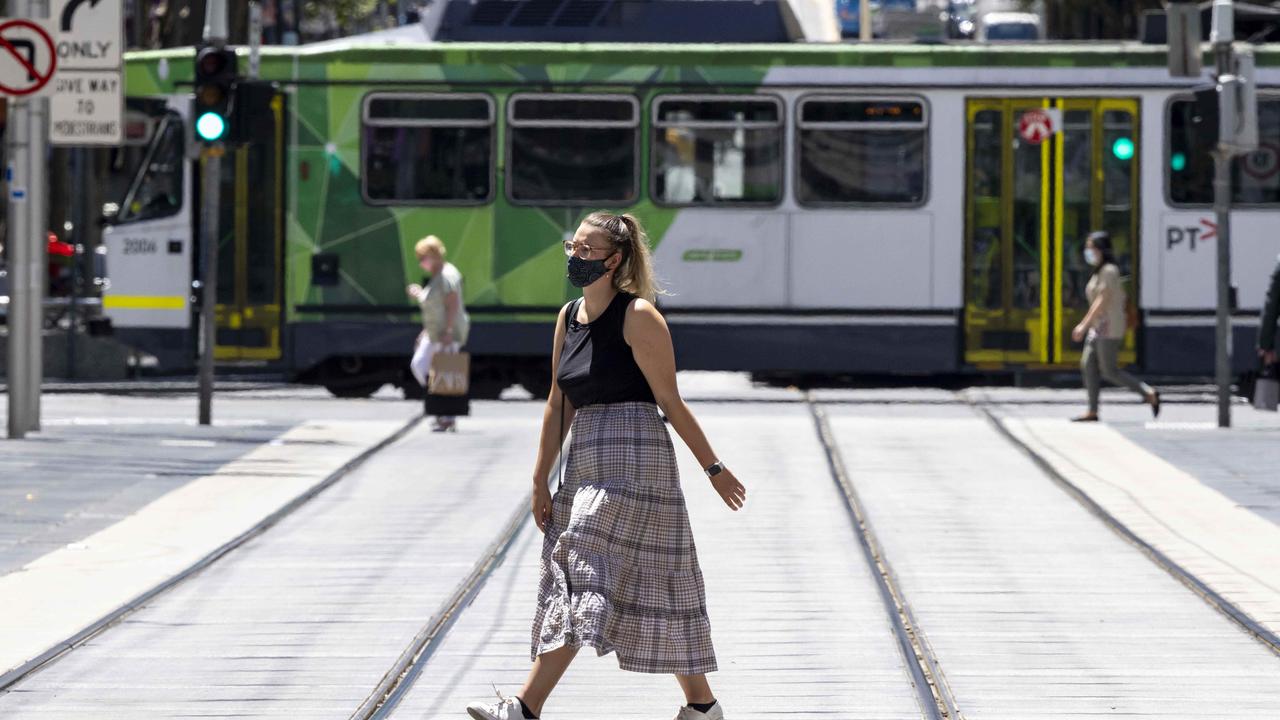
top-left (465, 212), bottom-right (747, 720)
top-left (1258, 255), bottom-right (1280, 366)
top-left (1071, 231), bottom-right (1160, 422)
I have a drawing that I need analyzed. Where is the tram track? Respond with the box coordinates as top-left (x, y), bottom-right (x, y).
top-left (11, 392), bottom-right (1274, 716)
top-left (348, 399), bottom-right (961, 720)
top-left (807, 396), bottom-right (961, 720)
top-left (0, 413), bottom-right (426, 694)
top-left (352, 495), bottom-right (532, 720)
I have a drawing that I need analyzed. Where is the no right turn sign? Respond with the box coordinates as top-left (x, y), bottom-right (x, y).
top-left (0, 18), bottom-right (57, 96)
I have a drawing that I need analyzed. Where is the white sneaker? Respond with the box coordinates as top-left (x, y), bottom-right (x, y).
top-left (466, 687), bottom-right (529, 720)
top-left (674, 701), bottom-right (724, 720)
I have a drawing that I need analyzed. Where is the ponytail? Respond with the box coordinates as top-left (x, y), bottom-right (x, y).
top-left (583, 211), bottom-right (665, 303)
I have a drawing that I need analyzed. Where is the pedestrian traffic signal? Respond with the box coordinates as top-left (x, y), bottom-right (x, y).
top-left (1111, 137), bottom-right (1134, 161)
top-left (193, 45), bottom-right (238, 143)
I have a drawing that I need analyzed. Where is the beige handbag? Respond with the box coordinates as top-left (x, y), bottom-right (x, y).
top-left (428, 347), bottom-right (470, 397)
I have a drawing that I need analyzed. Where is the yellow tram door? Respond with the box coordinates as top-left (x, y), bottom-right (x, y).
top-left (964, 98), bottom-right (1140, 369)
top-left (214, 88), bottom-right (285, 363)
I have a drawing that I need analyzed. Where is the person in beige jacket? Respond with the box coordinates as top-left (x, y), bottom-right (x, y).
top-left (406, 235), bottom-right (470, 431)
top-left (1070, 231), bottom-right (1159, 422)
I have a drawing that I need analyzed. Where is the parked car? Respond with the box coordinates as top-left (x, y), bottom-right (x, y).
top-left (976, 11), bottom-right (1042, 41)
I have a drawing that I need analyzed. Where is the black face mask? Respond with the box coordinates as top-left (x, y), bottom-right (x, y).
top-left (567, 255), bottom-right (610, 288)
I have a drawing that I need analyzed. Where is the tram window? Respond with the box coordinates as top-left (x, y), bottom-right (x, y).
top-left (362, 93), bottom-right (494, 204)
top-left (796, 97), bottom-right (927, 206)
top-left (507, 94), bottom-right (639, 205)
top-left (1169, 97), bottom-right (1280, 206)
top-left (114, 113), bottom-right (184, 224)
top-left (651, 95), bottom-right (784, 206)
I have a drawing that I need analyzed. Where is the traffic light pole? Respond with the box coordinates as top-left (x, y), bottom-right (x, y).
top-left (1212, 7), bottom-right (1234, 429)
top-left (1212, 142), bottom-right (1233, 428)
top-left (197, 146), bottom-right (222, 426)
top-left (197, 0), bottom-right (229, 426)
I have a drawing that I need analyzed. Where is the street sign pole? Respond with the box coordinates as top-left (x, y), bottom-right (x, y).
top-left (859, 0), bottom-right (871, 41)
top-left (4, 0), bottom-right (50, 439)
top-left (6, 94), bottom-right (31, 438)
top-left (1212, 2), bottom-right (1234, 429)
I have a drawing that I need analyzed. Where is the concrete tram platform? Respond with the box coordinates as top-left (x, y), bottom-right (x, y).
top-left (1, 381), bottom-right (1279, 718)
top-left (974, 387), bottom-right (1280, 652)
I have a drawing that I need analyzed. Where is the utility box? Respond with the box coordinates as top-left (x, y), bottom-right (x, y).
top-left (1219, 48), bottom-right (1259, 155)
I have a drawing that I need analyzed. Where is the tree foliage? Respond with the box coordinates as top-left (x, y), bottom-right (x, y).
top-left (1027, 0), bottom-right (1164, 40)
top-left (140, 0), bottom-right (388, 49)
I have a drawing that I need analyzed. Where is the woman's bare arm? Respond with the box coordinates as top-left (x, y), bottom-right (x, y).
top-left (625, 299), bottom-right (745, 511)
top-left (534, 304), bottom-right (576, 485)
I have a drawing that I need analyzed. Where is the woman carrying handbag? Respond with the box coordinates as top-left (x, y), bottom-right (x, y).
top-left (407, 235), bottom-right (470, 432)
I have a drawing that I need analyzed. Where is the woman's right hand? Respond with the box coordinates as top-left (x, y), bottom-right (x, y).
top-left (406, 283), bottom-right (422, 299)
top-left (710, 468), bottom-right (747, 511)
top-left (532, 482), bottom-right (553, 533)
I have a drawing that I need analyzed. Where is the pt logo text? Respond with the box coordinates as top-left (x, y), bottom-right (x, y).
top-left (1166, 218), bottom-right (1218, 251)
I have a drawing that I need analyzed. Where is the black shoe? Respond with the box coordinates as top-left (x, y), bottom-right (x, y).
top-left (1071, 414), bottom-right (1099, 423)
top-left (1150, 391), bottom-right (1161, 419)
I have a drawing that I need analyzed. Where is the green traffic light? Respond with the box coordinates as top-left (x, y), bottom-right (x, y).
top-left (1112, 137), bottom-right (1134, 161)
top-left (1171, 151), bottom-right (1188, 172)
top-left (196, 111), bottom-right (227, 141)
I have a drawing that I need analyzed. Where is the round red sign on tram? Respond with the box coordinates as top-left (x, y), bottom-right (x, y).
top-left (1018, 108), bottom-right (1055, 145)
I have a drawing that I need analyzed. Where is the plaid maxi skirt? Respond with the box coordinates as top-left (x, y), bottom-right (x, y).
top-left (530, 401), bottom-right (717, 674)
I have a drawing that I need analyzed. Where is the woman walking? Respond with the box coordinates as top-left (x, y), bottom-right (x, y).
top-left (1071, 231), bottom-right (1160, 422)
top-left (466, 212), bottom-right (747, 720)
top-left (406, 235), bottom-right (470, 432)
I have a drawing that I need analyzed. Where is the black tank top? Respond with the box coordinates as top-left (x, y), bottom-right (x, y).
top-left (556, 292), bottom-right (657, 408)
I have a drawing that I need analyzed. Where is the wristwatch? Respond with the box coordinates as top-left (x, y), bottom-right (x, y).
top-left (704, 461), bottom-right (724, 478)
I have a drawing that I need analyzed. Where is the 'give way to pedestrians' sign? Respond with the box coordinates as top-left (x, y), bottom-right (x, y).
top-left (50, 0), bottom-right (123, 144)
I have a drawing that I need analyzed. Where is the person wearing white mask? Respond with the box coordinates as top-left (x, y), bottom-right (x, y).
top-left (1071, 230), bottom-right (1159, 422)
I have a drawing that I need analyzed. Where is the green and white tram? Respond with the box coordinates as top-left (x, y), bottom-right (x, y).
top-left (101, 41), bottom-right (1280, 395)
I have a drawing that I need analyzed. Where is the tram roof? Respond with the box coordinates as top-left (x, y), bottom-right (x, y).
top-left (123, 41), bottom-right (1280, 95)
top-left (127, 40), bottom-right (1280, 69)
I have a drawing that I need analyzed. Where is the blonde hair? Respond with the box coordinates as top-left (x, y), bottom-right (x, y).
top-left (582, 212), bottom-right (664, 303)
top-left (414, 235), bottom-right (446, 260)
